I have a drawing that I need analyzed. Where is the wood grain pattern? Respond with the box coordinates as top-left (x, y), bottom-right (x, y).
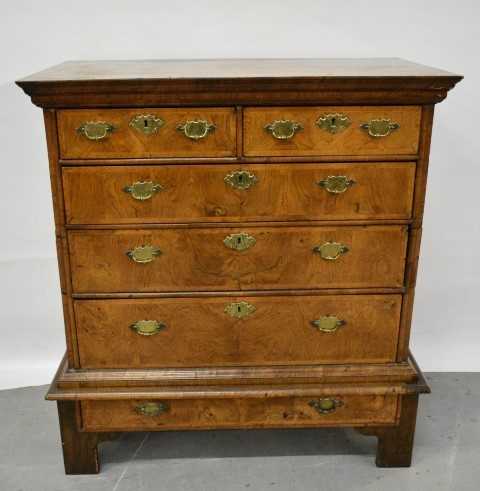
top-left (81, 394), bottom-right (398, 431)
top-left (57, 108), bottom-right (236, 159)
top-left (68, 225), bottom-right (408, 293)
top-left (244, 106), bottom-right (421, 157)
top-left (74, 294), bottom-right (402, 368)
top-left (62, 163), bottom-right (416, 224)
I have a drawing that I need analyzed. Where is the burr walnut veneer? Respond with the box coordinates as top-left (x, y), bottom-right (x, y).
top-left (17, 58), bottom-right (461, 474)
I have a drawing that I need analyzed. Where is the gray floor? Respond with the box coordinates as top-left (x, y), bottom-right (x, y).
top-left (0, 373), bottom-right (478, 491)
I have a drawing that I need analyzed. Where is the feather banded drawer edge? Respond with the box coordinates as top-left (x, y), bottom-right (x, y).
top-left (17, 58), bottom-right (462, 474)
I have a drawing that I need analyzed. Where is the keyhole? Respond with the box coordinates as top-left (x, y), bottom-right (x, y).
top-left (331, 117), bottom-right (336, 126)
top-left (237, 305), bottom-right (241, 313)
top-left (238, 174), bottom-right (243, 183)
top-left (144, 119), bottom-right (149, 128)
top-left (237, 237), bottom-right (242, 245)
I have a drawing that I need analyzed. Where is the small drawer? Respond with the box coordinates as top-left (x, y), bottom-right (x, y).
top-left (75, 294), bottom-right (402, 368)
top-left (63, 162), bottom-right (416, 224)
top-left (68, 225), bottom-right (408, 293)
top-left (81, 394), bottom-right (399, 431)
top-left (243, 106), bottom-right (421, 157)
top-left (57, 108), bottom-right (237, 159)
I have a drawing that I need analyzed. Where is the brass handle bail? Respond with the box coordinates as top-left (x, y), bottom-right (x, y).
top-left (360, 118), bottom-right (400, 137)
top-left (76, 121), bottom-right (115, 141)
top-left (130, 320), bottom-right (166, 336)
top-left (135, 402), bottom-right (170, 416)
top-left (126, 245), bottom-right (162, 264)
top-left (317, 176), bottom-right (355, 194)
top-left (309, 398), bottom-right (344, 415)
top-left (311, 315), bottom-right (346, 333)
top-left (177, 120), bottom-right (216, 140)
top-left (313, 242), bottom-right (349, 261)
top-left (123, 181), bottom-right (163, 201)
top-left (264, 120), bottom-right (303, 140)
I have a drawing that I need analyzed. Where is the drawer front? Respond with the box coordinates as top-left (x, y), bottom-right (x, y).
top-left (68, 225), bottom-right (407, 293)
top-left (63, 163), bottom-right (415, 224)
top-left (57, 108), bottom-right (236, 159)
top-left (244, 106), bottom-right (421, 157)
top-left (81, 394), bottom-right (399, 431)
top-left (75, 294), bottom-right (402, 368)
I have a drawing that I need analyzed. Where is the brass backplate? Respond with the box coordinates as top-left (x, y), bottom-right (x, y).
top-left (360, 118), bottom-right (400, 137)
top-left (311, 315), bottom-right (346, 333)
top-left (126, 245), bottom-right (162, 264)
top-left (224, 301), bottom-right (256, 319)
top-left (129, 114), bottom-right (165, 135)
top-left (177, 120), bottom-right (216, 140)
top-left (123, 181), bottom-right (163, 201)
top-left (130, 320), bottom-right (166, 336)
top-left (317, 175), bottom-right (355, 194)
top-left (316, 113), bottom-right (351, 134)
top-left (223, 232), bottom-right (256, 251)
top-left (76, 121), bottom-right (115, 141)
top-left (135, 402), bottom-right (170, 417)
top-left (313, 242), bottom-right (349, 261)
top-left (309, 398), bottom-right (344, 414)
top-left (224, 170), bottom-right (258, 190)
top-left (264, 119), bottom-right (303, 140)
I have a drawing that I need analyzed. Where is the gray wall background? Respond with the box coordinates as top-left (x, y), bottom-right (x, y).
top-left (0, 0), bottom-right (477, 389)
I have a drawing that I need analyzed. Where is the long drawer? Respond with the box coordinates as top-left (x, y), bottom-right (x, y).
top-left (68, 225), bottom-right (408, 293)
top-left (57, 108), bottom-right (237, 159)
top-left (63, 163), bottom-right (416, 224)
top-left (75, 294), bottom-right (402, 368)
top-left (81, 393), bottom-right (399, 431)
top-left (244, 106), bottom-right (421, 157)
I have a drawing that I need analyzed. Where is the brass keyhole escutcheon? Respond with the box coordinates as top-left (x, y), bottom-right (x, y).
top-left (316, 113), bottom-right (351, 134)
top-left (313, 242), bottom-right (349, 261)
top-left (224, 301), bottom-right (256, 319)
top-left (135, 402), bottom-right (170, 417)
top-left (264, 120), bottom-right (303, 140)
top-left (223, 232), bottom-right (256, 251)
top-left (317, 176), bottom-right (356, 194)
top-left (224, 170), bottom-right (258, 190)
top-left (129, 114), bottom-right (165, 135)
top-left (123, 181), bottom-right (163, 201)
top-left (360, 118), bottom-right (400, 137)
top-left (76, 121), bottom-right (115, 141)
top-left (309, 398), bottom-right (343, 415)
top-left (311, 315), bottom-right (346, 333)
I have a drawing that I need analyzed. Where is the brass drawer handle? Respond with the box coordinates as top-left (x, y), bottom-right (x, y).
top-left (123, 181), bottom-right (163, 201)
top-left (311, 315), bottom-right (346, 333)
top-left (224, 170), bottom-right (258, 190)
top-left (177, 119), bottom-right (216, 140)
top-left (223, 232), bottom-right (256, 251)
top-left (313, 242), bottom-right (349, 261)
top-left (224, 301), bottom-right (256, 319)
top-left (317, 176), bottom-right (355, 194)
top-left (264, 119), bottom-right (303, 140)
top-left (76, 121), bottom-right (115, 141)
top-left (316, 113), bottom-right (351, 134)
top-left (135, 402), bottom-right (170, 417)
top-left (129, 114), bottom-right (164, 135)
top-left (126, 245), bottom-right (162, 264)
top-left (360, 118), bottom-right (400, 137)
top-left (309, 398), bottom-right (344, 415)
top-left (130, 320), bottom-right (166, 336)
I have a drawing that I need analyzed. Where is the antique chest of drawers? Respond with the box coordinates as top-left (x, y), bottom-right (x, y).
top-left (17, 59), bottom-right (461, 474)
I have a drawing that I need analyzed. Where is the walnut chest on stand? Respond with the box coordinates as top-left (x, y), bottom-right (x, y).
top-left (17, 58), bottom-right (462, 473)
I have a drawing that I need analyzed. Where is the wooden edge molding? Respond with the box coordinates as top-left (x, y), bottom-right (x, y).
top-left (46, 352), bottom-right (428, 398)
top-left (58, 155), bottom-right (419, 166)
